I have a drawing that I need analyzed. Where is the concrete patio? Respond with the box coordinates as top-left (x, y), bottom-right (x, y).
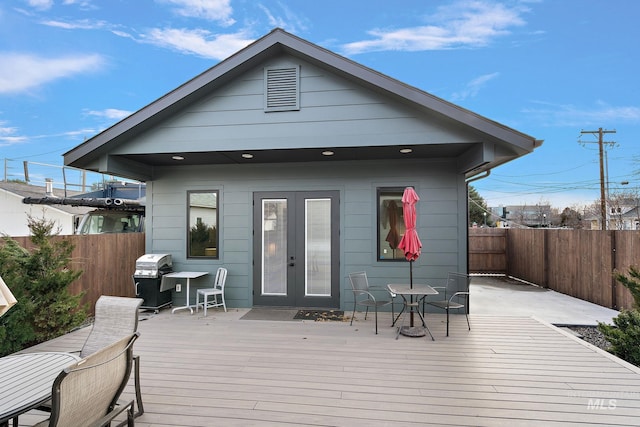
top-left (16, 276), bottom-right (640, 426)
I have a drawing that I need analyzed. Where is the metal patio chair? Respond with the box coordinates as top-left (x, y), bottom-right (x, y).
top-left (35, 332), bottom-right (139, 427)
top-left (348, 271), bottom-right (394, 334)
top-left (424, 272), bottom-right (471, 336)
top-left (196, 267), bottom-right (228, 315)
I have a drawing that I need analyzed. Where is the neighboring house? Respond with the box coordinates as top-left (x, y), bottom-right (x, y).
top-left (582, 197), bottom-right (640, 230)
top-left (64, 29), bottom-right (542, 310)
top-left (597, 198), bottom-right (640, 230)
top-left (0, 181), bottom-right (91, 236)
top-left (490, 204), bottom-right (552, 228)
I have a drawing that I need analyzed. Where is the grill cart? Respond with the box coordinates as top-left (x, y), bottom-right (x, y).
top-left (133, 253), bottom-right (173, 312)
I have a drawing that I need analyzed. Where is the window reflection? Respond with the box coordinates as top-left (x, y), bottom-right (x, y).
top-left (378, 188), bottom-right (405, 261)
top-left (188, 191), bottom-right (218, 258)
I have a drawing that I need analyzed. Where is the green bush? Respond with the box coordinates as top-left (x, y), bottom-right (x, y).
top-left (598, 309), bottom-right (640, 366)
top-left (614, 265), bottom-right (640, 309)
top-left (597, 266), bottom-right (640, 366)
top-left (0, 216), bottom-right (88, 356)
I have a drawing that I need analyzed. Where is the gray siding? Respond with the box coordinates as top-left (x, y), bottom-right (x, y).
top-left (112, 55), bottom-right (480, 157)
top-left (146, 159), bottom-right (466, 309)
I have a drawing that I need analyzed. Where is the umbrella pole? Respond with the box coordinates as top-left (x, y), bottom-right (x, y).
top-left (409, 259), bottom-right (414, 327)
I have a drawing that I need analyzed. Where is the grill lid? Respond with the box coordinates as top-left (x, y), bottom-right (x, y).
top-left (134, 253), bottom-right (172, 278)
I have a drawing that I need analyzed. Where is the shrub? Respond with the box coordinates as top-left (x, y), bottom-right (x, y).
top-left (614, 265), bottom-right (640, 309)
top-left (0, 216), bottom-right (88, 356)
top-left (597, 266), bottom-right (640, 366)
top-left (598, 310), bottom-right (640, 366)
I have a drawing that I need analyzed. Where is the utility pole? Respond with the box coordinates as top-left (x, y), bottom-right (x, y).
top-left (579, 128), bottom-right (617, 230)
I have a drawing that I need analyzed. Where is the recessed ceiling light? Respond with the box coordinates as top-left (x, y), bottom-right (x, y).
top-left (241, 153), bottom-right (254, 159)
top-left (172, 155), bottom-right (185, 160)
top-left (400, 148), bottom-right (413, 154)
top-left (322, 150), bottom-right (334, 156)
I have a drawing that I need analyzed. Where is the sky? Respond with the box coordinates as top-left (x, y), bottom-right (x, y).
top-left (1, 0), bottom-right (639, 210)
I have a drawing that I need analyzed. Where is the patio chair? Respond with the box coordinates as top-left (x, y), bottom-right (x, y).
top-left (424, 272), bottom-right (471, 336)
top-left (348, 271), bottom-right (394, 334)
top-left (196, 267), bottom-right (228, 315)
top-left (35, 332), bottom-right (139, 427)
top-left (78, 296), bottom-right (144, 419)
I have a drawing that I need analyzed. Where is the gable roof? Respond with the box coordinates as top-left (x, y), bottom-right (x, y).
top-left (64, 28), bottom-right (542, 180)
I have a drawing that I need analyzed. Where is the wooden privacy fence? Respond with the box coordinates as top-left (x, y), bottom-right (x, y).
top-left (11, 233), bottom-right (145, 315)
top-left (469, 228), bottom-right (638, 310)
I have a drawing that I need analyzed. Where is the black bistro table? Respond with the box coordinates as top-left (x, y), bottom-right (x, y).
top-left (0, 352), bottom-right (80, 426)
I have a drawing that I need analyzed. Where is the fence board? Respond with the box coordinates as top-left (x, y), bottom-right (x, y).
top-left (470, 228), bottom-right (636, 311)
top-left (613, 231), bottom-right (640, 309)
top-left (507, 229), bottom-right (545, 285)
top-left (468, 228), bottom-right (507, 273)
top-left (8, 234), bottom-right (145, 315)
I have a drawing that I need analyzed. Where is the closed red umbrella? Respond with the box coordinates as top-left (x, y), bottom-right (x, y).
top-left (397, 187), bottom-right (422, 329)
top-left (397, 187), bottom-right (422, 263)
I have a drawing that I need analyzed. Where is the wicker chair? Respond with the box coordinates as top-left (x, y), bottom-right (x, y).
top-left (35, 332), bottom-right (139, 427)
top-left (79, 296), bottom-right (144, 418)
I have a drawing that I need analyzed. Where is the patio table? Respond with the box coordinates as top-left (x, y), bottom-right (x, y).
top-left (387, 284), bottom-right (438, 340)
top-left (166, 271), bottom-right (209, 314)
top-left (0, 352), bottom-right (80, 426)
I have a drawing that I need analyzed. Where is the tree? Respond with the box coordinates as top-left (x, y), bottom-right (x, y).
top-left (560, 207), bottom-right (583, 229)
top-left (0, 216), bottom-right (88, 356)
top-left (468, 186), bottom-right (490, 227)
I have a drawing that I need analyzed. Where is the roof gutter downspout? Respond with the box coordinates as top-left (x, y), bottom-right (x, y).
top-left (466, 170), bottom-right (491, 185)
top-left (464, 170), bottom-right (491, 277)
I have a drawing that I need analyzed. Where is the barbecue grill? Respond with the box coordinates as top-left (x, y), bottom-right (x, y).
top-left (133, 253), bottom-right (173, 312)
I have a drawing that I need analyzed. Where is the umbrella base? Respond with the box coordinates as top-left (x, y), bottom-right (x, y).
top-left (399, 326), bottom-right (426, 337)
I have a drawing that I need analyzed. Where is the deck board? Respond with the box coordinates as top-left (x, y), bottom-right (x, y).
top-left (18, 310), bottom-right (640, 426)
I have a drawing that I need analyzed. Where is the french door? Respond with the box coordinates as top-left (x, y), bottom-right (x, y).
top-left (253, 191), bottom-right (339, 307)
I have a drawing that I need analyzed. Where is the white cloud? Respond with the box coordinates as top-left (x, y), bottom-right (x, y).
top-left (342, 0), bottom-right (529, 54)
top-left (522, 101), bottom-right (640, 127)
top-left (85, 108), bottom-right (132, 120)
top-left (159, 0), bottom-right (235, 26)
top-left (258, 3), bottom-right (308, 34)
top-left (141, 28), bottom-right (255, 60)
top-left (0, 121), bottom-right (27, 147)
top-left (40, 18), bottom-right (108, 30)
top-left (0, 53), bottom-right (105, 94)
top-left (24, 0), bottom-right (53, 11)
top-left (452, 72), bottom-right (500, 101)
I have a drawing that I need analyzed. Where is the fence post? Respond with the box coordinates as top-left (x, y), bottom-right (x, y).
top-left (542, 229), bottom-right (549, 288)
top-left (611, 230), bottom-right (618, 310)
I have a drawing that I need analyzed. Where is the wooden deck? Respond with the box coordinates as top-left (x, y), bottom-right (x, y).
top-left (18, 309), bottom-right (640, 426)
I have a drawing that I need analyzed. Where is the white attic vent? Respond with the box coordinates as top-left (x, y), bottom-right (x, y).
top-left (264, 65), bottom-right (300, 112)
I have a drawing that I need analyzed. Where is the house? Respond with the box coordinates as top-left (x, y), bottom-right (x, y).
top-left (490, 204), bottom-right (552, 228)
top-left (0, 181), bottom-right (91, 236)
top-left (64, 29), bottom-right (542, 310)
top-left (604, 198), bottom-right (640, 230)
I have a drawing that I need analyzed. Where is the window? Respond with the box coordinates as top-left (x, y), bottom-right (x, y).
top-left (187, 190), bottom-right (219, 258)
top-left (377, 188), bottom-right (406, 261)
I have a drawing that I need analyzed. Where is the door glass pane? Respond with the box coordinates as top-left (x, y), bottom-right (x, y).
top-left (262, 199), bottom-right (287, 295)
top-left (305, 198), bottom-right (331, 296)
